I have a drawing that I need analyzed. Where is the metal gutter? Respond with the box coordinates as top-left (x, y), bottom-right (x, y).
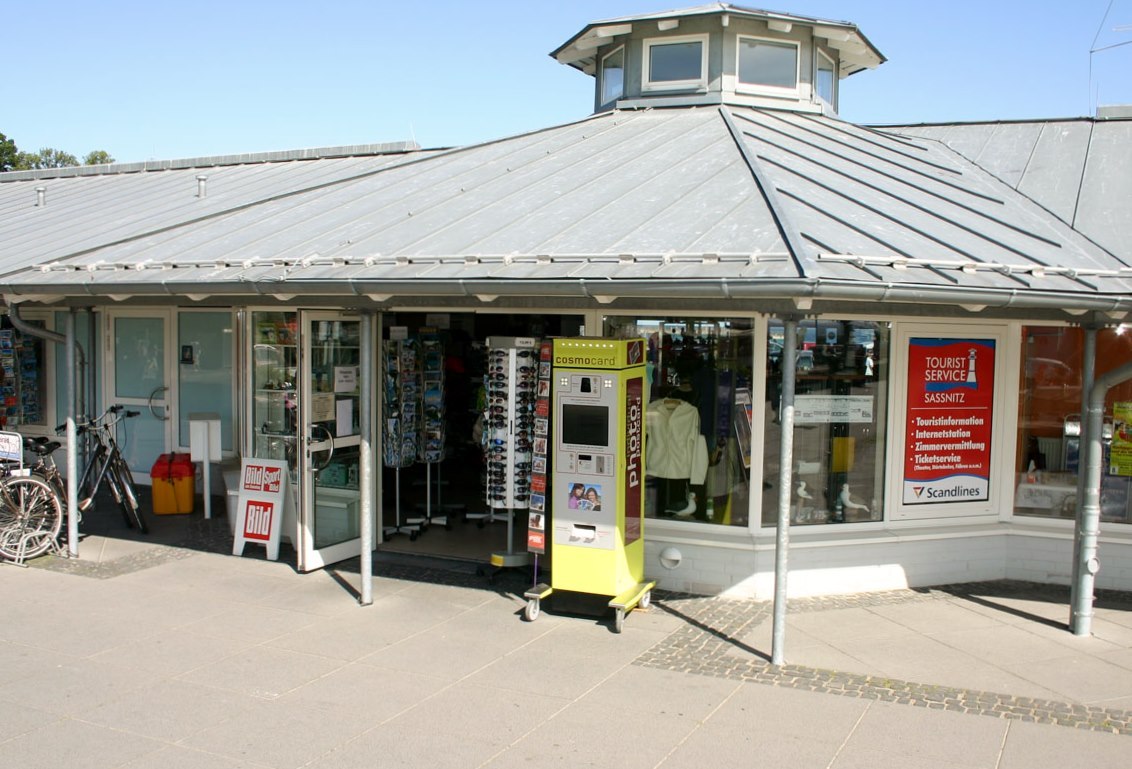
top-left (5, 276), bottom-right (1132, 315)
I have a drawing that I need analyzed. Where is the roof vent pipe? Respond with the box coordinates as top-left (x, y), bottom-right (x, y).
top-left (36, 187), bottom-right (46, 207)
top-left (196, 175), bottom-right (208, 198)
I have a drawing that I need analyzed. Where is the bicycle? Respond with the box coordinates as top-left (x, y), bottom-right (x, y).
top-left (0, 463), bottom-right (64, 564)
top-left (72, 406), bottom-right (147, 534)
top-left (23, 435), bottom-right (68, 512)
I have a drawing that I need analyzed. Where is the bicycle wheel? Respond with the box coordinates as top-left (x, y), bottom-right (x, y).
top-left (0, 476), bottom-right (63, 561)
top-left (111, 458), bottom-right (147, 534)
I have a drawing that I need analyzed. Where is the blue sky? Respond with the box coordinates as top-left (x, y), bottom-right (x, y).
top-left (3, 1), bottom-right (1131, 164)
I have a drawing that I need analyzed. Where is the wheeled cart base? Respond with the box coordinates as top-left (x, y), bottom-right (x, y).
top-left (523, 580), bottom-right (656, 633)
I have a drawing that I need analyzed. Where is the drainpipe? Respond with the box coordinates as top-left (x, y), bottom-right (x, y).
top-left (1068, 324), bottom-right (1098, 627)
top-left (771, 316), bottom-right (799, 666)
top-left (358, 311), bottom-right (374, 606)
top-left (1070, 357), bottom-right (1132, 635)
top-left (7, 303), bottom-right (80, 557)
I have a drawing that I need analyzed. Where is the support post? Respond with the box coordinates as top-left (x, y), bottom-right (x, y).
top-left (66, 311), bottom-right (79, 558)
top-left (771, 317), bottom-right (798, 666)
top-left (359, 311), bottom-right (374, 606)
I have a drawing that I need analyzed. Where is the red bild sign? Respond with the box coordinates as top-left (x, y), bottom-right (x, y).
top-left (243, 464), bottom-right (283, 494)
top-left (243, 499), bottom-right (276, 541)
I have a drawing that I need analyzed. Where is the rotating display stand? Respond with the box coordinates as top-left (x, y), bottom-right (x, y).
top-left (416, 332), bottom-right (452, 530)
top-left (470, 336), bottom-right (537, 574)
top-left (382, 336), bottom-right (422, 540)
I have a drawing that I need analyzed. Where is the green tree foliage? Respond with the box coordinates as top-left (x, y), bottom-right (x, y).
top-left (83, 150), bottom-right (114, 166)
top-left (17, 147), bottom-right (80, 169)
top-left (0, 133), bottom-right (115, 171)
top-left (0, 132), bottom-right (17, 172)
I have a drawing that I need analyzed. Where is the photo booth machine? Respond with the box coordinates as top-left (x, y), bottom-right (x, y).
top-left (523, 338), bottom-right (655, 632)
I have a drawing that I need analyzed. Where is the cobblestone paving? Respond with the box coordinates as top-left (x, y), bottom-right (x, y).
top-left (21, 528), bottom-right (1132, 736)
top-left (638, 583), bottom-right (1132, 736)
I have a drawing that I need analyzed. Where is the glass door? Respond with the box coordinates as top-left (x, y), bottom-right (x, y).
top-left (106, 311), bottom-right (174, 477)
top-left (298, 311), bottom-right (363, 571)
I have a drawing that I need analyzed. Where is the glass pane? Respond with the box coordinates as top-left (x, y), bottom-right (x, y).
top-left (649, 41), bottom-right (703, 82)
top-left (817, 57), bottom-right (835, 103)
top-left (315, 445), bottom-right (360, 548)
top-left (309, 319), bottom-right (360, 438)
top-left (738, 38), bottom-right (797, 89)
top-left (251, 311), bottom-right (298, 466)
top-left (1015, 326), bottom-right (1132, 523)
top-left (55, 311), bottom-right (99, 424)
top-left (604, 316), bottom-right (754, 526)
top-left (601, 47), bottom-right (625, 105)
top-left (1, 320), bottom-right (47, 427)
top-left (115, 317), bottom-right (165, 399)
top-left (178, 312), bottom-right (234, 451)
top-left (763, 320), bottom-right (888, 526)
top-left (311, 319), bottom-right (361, 550)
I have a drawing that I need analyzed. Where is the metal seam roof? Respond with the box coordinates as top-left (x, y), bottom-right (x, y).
top-left (2, 106), bottom-right (1130, 316)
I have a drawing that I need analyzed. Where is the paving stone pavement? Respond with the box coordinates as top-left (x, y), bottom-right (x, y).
top-left (18, 520), bottom-right (1132, 743)
top-left (636, 585), bottom-right (1132, 736)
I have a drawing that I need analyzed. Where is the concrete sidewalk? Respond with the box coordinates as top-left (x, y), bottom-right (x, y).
top-left (1, 533), bottom-right (1131, 768)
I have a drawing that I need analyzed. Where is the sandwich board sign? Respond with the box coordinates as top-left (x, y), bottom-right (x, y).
top-left (232, 458), bottom-right (294, 561)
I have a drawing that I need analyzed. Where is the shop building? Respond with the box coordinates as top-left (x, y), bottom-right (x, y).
top-left (2, 4), bottom-right (1132, 600)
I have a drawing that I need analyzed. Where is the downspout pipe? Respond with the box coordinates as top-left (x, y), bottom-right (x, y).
top-left (7, 302), bottom-right (80, 557)
top-left (771, 316), bottom-right (799, 666)
top-left (1069, 324), bottom-right (1098, 627)
top-left (1070, 357), bottom-right (1132, 635)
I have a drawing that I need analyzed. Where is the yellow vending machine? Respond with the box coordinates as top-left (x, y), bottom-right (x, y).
top-left (523, 338), bottom-right (655, 632)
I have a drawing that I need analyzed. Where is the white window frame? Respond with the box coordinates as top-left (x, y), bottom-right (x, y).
top-left (642, 34), bottom-right (709, 93)
top-left (735, 35), bottom-right (800, 98)
top-left (599, 45), bottom-right (626, 107)
top-left (816, 48), bottom-right (837, 109)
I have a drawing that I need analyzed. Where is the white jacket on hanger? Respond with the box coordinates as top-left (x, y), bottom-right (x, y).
top-left (646, 398), bottom-right (708, 484)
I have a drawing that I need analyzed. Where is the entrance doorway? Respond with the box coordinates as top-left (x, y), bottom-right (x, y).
top-left (106, 310), bottom-right (174, 477)
top-left (377, 312), bottom-right (583, 563)
top-left (298, 312), bottom-right (364, 571)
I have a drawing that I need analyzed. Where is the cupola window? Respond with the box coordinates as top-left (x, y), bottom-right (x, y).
top-left (600, 46), bottom-right (625, 106)
top-left (816, 50), bottom-right (836, 107)
top-left (643, 34), bottom-right (708, 91)
top-left (736, 36), bottom-right (799, 95)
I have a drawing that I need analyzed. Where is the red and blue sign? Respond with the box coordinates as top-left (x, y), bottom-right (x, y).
top-left (903, 338), bottom-right (995, 505)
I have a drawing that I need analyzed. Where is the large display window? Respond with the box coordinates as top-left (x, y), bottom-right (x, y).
top-left (762, 319), bottom-right (889, 526)
top-left (1015, 325), bottom-right (1132, 524)
top-left (604, 316), bottom-right (754, 526)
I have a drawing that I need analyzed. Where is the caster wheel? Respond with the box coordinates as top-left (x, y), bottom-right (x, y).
top-left (409, 532), bottom-right (418, 542)
top-left (477, 521), bottom-right (485, 529)
top-left (639, 590), bottom-right (652, 609)
top-left (524, 599), bottom-right (540, 622)
top-left (614, 608), bottom-right (624, 634)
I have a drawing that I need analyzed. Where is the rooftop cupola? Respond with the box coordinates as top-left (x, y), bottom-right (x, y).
top-left (551, 3), bottom-right (885, 116)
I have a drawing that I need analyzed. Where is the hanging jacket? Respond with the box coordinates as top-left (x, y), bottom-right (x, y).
top-left (645, 398), bottom-right (709, 484)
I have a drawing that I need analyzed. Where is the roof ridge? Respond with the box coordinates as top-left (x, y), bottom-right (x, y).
top-left (0, 141), bottom-right (423, 184)
top-left (718, 105), bottom-right (811, 278)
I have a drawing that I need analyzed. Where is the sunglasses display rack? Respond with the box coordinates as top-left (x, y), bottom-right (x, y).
top-left (382, 336), bottom-right (423, 541)
top-left (469, 337), bottom-right (537, 572)
top-left (416, 332), bottom-right (450, 530)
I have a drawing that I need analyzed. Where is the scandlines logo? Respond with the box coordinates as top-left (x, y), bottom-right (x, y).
top-left (913, 486), bottom-right (925, 498)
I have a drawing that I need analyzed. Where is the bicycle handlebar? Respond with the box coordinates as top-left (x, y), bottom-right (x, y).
top-left (56, 405), bottom-right (141, 435)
